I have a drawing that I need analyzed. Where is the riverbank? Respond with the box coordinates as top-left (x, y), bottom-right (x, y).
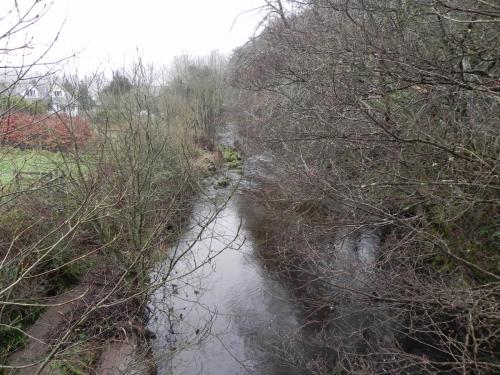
top-left (231, 127), bottom-right (499, 374)
top-left (2, 146), bottom-right (220, 374)
top-left (230, 3), bottom-right (499, 372)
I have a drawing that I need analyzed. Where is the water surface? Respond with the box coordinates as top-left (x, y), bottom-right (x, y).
top-left (148, 176), bottom-right (301, 375)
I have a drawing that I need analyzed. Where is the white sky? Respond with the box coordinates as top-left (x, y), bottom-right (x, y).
top-left (1, 0), bottom-right (266, 76)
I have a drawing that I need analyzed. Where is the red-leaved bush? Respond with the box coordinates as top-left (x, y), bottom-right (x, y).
top-left (0, 113), bottom-right (92, 151)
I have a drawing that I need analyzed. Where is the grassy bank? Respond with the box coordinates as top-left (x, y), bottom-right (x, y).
top-left (0, 76), bottom-right (228, 374)
top-left (0, 133), bottom-right (204, 373)
top-left (0, 147), bottom-right (67, 185)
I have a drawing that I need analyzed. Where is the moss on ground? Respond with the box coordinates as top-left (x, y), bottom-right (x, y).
top-left (219, 145), bottom-right (242, 170)
top-left (216, 175), bottom-right (230, 188)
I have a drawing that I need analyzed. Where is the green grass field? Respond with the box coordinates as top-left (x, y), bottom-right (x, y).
top-left (0, 147), bottom-right (68, 185)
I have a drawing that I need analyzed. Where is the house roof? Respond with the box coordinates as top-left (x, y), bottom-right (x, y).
top-left (12, 79), bottom-right (76, 107)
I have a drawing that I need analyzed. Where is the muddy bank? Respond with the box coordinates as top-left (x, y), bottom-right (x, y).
top-left (3, 147), bottom-right (217, 375)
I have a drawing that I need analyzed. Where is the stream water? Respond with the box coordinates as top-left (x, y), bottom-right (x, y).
top-left (148, 165), bottom-right (301, 375)
top-left (147, 127), bottom-right (384, 374)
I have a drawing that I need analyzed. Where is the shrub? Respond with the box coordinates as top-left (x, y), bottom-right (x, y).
top-left (0, 113), bottom-right (92, 151)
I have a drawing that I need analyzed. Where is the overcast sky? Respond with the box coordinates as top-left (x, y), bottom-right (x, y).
top-left (2, 0), bottom-right (266, 76)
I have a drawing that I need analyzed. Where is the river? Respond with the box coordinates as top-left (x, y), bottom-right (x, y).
top-left (147, 154), bottom-right (302, 374)
top-left (147, 125), bottom-right (387, 374)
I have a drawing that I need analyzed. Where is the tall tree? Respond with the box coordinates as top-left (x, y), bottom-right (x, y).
top-left (102, 71), bottom-right (132, 96)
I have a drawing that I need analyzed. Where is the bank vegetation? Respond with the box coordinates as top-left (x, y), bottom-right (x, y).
top-left (0, 2), bottom-right (227, 372)
top-left (231, 1), bottom-right (499, 374)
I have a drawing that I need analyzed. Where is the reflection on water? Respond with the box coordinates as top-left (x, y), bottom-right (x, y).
top-left (148, 179), bottom-right (300, 375)
top-left (148, 125), bottom-right (385, 374)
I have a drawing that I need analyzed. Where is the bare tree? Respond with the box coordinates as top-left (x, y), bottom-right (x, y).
top-left (231, 1), bottom-right (499, 374)
top-left (0, 3), bottom-right (230, 373)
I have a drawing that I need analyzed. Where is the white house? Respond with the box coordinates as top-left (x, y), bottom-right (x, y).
top-left (48, 85), bottom-right (78, 116)
top-left (15, 80), bottom-right (79, 116)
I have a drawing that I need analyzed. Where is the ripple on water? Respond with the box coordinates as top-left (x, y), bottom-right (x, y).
top-left (148, 178), bottom-right (301, 375)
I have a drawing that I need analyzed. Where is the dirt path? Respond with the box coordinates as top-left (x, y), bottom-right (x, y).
top-left (8, 286), bottom-right (87, 374)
